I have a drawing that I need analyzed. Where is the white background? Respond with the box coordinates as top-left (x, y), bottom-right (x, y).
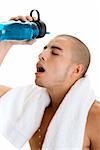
top-left (0, 0), bottom-right (100, 149)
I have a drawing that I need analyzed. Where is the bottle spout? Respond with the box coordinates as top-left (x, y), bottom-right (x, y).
top-left (46, 32), bottom-right (50, 34)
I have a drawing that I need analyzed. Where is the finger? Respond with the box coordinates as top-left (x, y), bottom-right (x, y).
top-left (26, 39), bottom-right (36, 45)
top-left (26, 16), bottom-right (33, 22)
top-left (9, 17), bottom-right (19, 21)
top-left (12, 39), bottom-right (36, 45)
top-left (18, 16), bottom-right (28, 22)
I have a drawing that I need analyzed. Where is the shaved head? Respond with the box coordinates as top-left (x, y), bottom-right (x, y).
top-left (56, 34), bottom-right (91, 76)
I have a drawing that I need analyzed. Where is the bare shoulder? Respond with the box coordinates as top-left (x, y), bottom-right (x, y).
top-left (0, 85), bottom-right (12, 97)
top-left (86, 100), bottom-right (100, 149)
top-left (89, 100), bottom-right (100, 119)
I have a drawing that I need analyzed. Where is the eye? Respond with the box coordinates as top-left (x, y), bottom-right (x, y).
top-left (51, 52), bottom-right (58, 55)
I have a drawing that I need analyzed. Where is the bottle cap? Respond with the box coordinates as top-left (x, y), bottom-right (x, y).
top-left (30, 9), bottom-right (47, 38)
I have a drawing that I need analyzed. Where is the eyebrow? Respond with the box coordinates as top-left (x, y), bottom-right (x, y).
top-left (51, 46), bottom-right (63, 51)
top-left (43, 45), bottom-right (63, 51)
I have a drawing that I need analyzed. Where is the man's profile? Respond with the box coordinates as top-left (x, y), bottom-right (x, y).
top-left (0, 15), bottom-right (100, 150)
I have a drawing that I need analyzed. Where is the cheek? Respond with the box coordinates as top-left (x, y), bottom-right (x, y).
top-left (49, 63), bottom-right (68, 81)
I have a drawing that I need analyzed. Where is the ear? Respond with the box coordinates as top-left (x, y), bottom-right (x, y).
top-left (73, 64), bottom-right (85, 77)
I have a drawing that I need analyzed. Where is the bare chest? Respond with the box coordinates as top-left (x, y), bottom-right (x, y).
top-left (29, 108), bottom-right (55, 150)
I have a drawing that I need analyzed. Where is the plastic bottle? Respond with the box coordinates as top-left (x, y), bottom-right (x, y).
top-left (0, 10), bottom-right (49, 41)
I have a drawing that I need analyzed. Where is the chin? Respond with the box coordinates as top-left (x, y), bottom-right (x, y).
top-left (35, 79), bottom-right (45, 88)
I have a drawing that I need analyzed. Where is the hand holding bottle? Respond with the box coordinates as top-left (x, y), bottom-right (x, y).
top-left (0, 9), bottom-right (48, 65)
top-left (0, 12), bottom-right (38, 64)
top-left (0, 15), bottom-right (36, 65)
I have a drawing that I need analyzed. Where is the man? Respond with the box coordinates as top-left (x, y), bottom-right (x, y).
top-left (0, 16), bottom-right (100, 150)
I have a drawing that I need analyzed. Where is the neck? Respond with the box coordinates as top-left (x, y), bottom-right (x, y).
top-left (47, 82), bottom-right (74, 110)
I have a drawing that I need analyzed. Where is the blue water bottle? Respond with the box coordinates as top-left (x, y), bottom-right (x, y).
top-left (0, 10), bottom-right (49, 41)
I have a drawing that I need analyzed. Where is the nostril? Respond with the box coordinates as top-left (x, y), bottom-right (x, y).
top-left (39, 53), bottom-right (45, 61)
top-left (41, 57), bottom-right (45, 60)
top-left (39, 51), bottom-right (48, 61)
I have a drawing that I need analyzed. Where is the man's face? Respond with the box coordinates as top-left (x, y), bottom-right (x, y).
top-left (35, 36), bottom-right (74, 88)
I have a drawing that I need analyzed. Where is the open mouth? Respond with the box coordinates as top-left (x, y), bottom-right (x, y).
top-left (37, 66), bottom-right (45, 73)
top-left (36, 62), bottom-right (46, 77)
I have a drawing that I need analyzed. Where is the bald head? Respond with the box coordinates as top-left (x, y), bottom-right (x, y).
top-left (56, 34), bottom-right (91, 76)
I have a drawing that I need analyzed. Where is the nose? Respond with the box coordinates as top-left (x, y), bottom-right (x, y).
top-left (38, 50), bottom-right (49, 61)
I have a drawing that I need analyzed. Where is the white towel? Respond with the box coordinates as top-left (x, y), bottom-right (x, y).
top-left (42, 76), bottom-right (96, 150)
top-left (0, 76), bottom-right (96, 149)
top-left (0, 85), bottom-right (50, 149)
